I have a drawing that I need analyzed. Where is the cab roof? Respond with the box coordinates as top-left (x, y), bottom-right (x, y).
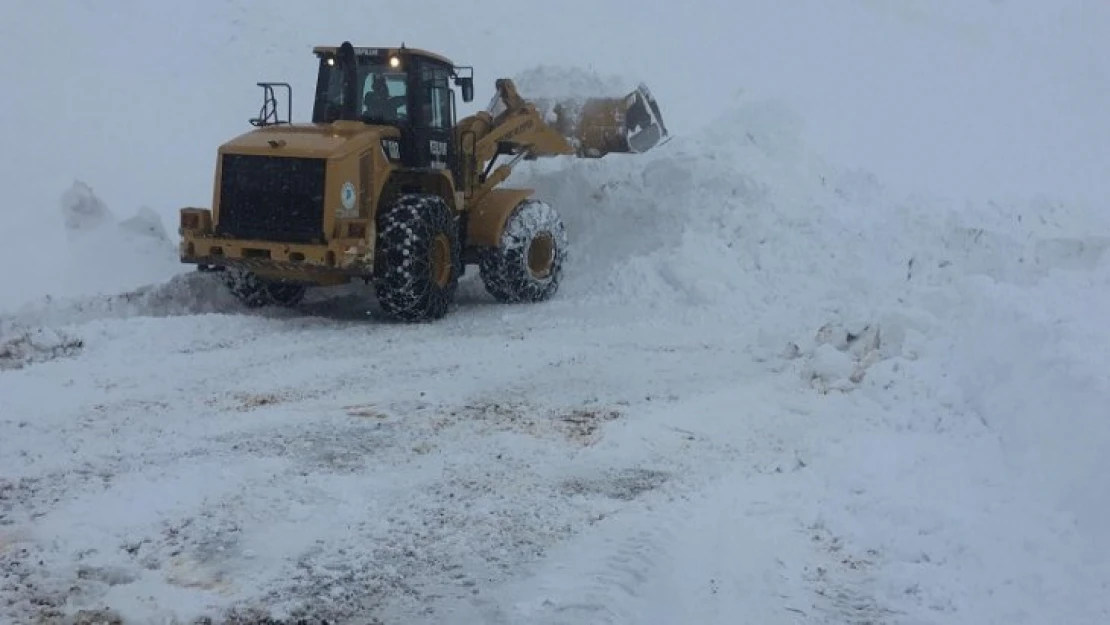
top-left (311, 45), bottom-right (455, 67)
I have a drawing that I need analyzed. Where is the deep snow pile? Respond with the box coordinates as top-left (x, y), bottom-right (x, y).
top-left (0, 182), bottom-right (244, 368)
top-left (346, 90), bottom-right (1108, 623)
top-left (510, 91), bottom-right (1110, 569)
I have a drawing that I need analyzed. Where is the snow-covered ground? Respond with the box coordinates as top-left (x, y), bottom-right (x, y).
top-left (2, 1), bottom-right (1109, 624)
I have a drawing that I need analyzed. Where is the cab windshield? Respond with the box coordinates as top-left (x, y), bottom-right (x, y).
top-left (316, 56), bottom-right (408, 124)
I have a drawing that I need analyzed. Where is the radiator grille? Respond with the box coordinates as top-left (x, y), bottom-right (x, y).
top-left (215, 154), bottom-right (326, 243)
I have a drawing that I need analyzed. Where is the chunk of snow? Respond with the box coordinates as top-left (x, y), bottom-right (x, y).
top-left (60, 180), bottom-right (114, 235)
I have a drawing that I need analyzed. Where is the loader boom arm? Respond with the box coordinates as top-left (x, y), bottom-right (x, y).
top-left (454, 78), bottom-right (669, 204)
top-left (454, 79), bottom-right (575, 203)
top-left (474, 79), bottom-right (578, 163)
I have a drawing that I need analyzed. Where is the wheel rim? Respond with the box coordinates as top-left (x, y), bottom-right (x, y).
top-left (527, 232), bottom-right (555, 279)
top-left (431, 233), bottom-right (452, 288)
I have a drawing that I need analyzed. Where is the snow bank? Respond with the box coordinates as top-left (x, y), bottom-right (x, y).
top-left (0, 182), bottom-right (188, 313)
top-left (511, 83), bottom-right (1110, 570)
top-left (1, 272), bottom-right (247, 331)
top-left (521, 87), bottom-right (1110, 312)
top-left (0, 181), bottom-right (246, 333)
top-left (940, 259), bottom-right (1110, 549)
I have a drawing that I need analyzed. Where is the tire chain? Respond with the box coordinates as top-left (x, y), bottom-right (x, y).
top-left (374, 193), bottom-right (460, 321)
top-left (479, 199), bottom-right (568, 303)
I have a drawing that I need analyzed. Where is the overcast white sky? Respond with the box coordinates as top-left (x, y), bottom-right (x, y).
top-left (0, 0), bottom-right (1107, 235)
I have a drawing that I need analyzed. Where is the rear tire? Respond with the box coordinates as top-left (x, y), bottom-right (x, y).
top-left (373, 193), bottom-right (460, 322)
top-left (222, 269), bottom-right (306, 308)
top-left (479, 199), bottom-right (567, 303)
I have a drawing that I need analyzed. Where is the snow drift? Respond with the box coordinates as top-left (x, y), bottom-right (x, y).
top-left (512, 89), bottom-right (1110, 578)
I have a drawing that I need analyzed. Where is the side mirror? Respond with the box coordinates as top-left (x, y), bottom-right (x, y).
top-left (458, 77), bottom-right (474, 103)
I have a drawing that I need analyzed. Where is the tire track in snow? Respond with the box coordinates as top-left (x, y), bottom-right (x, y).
top-left (416, 384), bottom-right (807, 624)
top-left (534, 525), bottom-right (679, 625)
top-left (427, 378), bottom-right (957, 625)
top-left (434, 503), bottom-right (687, 625)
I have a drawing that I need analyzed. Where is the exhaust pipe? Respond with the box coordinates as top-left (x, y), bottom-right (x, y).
top-left (338, 41), bottom-right (359, 122)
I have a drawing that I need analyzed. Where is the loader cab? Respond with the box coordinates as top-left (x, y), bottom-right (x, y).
top-left (311, 42), bottom-right (474, 177)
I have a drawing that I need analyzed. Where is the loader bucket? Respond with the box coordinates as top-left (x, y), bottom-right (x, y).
top-left (528, 83), bottom-right (670, 158)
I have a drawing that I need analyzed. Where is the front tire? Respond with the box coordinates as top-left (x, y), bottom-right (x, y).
top-left (373, 193), bottom-right (461, 322)
top-left (479, 198), bottom-right (567, 303)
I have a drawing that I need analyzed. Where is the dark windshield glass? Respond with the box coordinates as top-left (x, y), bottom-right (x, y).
top-left (317, 57), bottom-right (408, 124)
top-left (359, 69), bottom-right (408, 124)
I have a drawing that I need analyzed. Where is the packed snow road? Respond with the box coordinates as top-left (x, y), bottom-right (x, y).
top-left (3, 99), bottom-right (1109, 624)
top-left (0, 287), bottom-right (768, 623)
top-left (0, 271), bottom-right (849, 624)
top-left (3, 275), bottom-right (1106, 625)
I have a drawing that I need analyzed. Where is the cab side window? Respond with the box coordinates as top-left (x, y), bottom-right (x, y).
top-left (428, 87), bottom-right (450, 128)
top-left (422, 67), bottom-right (452, 129)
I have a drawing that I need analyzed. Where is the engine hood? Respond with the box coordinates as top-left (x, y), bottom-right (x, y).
top-left (218, 121), bottom-right (397, 159)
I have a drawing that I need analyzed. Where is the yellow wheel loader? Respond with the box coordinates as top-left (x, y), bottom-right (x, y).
top-left (178, 41), bottom-right (669, 321)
